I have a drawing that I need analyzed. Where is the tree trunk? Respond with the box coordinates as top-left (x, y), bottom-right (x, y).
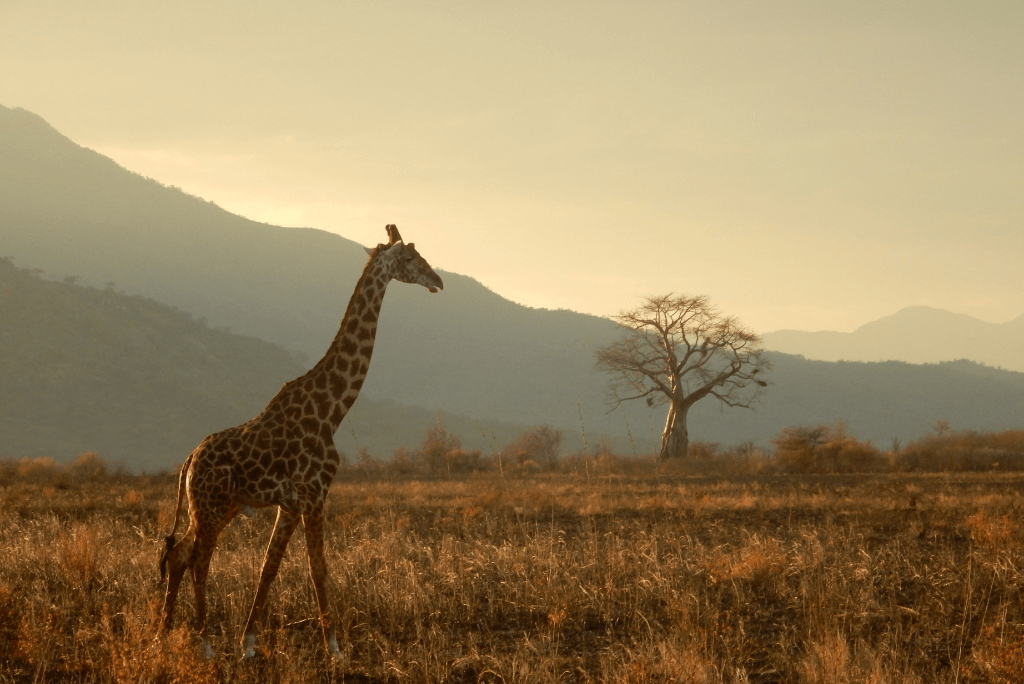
top-left (659, 401), bottom-right (690, 459)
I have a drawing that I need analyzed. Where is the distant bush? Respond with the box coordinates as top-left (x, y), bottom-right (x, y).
top-left (418, 422), bottom-right (462, 474)
top-left (659, 441), bottom-right (770, 477)
top-left (502, 425), bottom-right (563, 472)
top-left (687, 441), bottom-right (722, 460)
top-left (556, 452), bottom-right (648, 477)
top-left (419, 422), bottom-right (483, 475)
top-left (351, 421), bottom-right (485, 479)
top-left (4, 456), bottom-right (65, 486)
top-left (444, 449), bottom-right (483, 472)
top-left (771, 422), bottom-right (888, 474)
top-left (0, 452), bottom-right (110, 486)
top-left (895, 429), bottom-right (1024, 472)
top-left (344, 447), bottom-right (388, 480)
top-left (69, 452), bottom-right (107, 480)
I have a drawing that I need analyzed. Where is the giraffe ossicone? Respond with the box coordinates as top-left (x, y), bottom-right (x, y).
top-left (158, 224), bottom-right (443, 660)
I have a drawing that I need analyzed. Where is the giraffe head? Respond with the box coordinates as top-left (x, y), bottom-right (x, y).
top-left (373, 224), bottom-right (444, 293)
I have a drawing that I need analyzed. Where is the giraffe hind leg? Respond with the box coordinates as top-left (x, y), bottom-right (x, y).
top-left (160, 527), bottom-right (197, 632)
top-left (190, 528), bottom-right (221, 658)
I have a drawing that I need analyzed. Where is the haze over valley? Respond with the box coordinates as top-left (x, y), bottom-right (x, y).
top-left (2, 105), bottom-right (1023, 470)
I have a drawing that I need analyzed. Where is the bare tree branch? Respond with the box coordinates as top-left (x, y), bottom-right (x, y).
top-left (595, 293), bottom-right (771, 459)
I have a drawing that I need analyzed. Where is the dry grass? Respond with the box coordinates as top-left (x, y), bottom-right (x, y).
top-left (2, 463), bottom-right (1024, 683)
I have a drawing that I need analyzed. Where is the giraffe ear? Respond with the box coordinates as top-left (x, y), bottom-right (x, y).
top-left (364, 246), bottom-right (374, 255)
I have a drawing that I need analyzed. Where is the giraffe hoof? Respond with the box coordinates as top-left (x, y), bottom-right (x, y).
top-left (328, 634), bottom-right (343, 662)
top-left (241, 633), bottom-right (258, 661)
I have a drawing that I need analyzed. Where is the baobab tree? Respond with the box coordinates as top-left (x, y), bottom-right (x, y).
top-left (595, 294), bottom-right (769, 459)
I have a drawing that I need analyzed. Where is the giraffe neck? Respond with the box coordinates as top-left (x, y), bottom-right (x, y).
top-left (306, 252), bottom-right (391, 434)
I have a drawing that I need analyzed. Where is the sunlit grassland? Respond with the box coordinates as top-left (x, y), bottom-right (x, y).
top-left (2, 462), bottom-right (1024, 683)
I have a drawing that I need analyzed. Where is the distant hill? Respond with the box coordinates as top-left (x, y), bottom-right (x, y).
top-left (0, 103), bottom-right (651, 454)
top-left (762, 306), bottom-right (1024, 371)
top-left (2, 104), bottom-right (1022, 464)
top-left (3, 257), bottom-right (1021, 471)
top-left (691, 354), bottom-right (1024, 448)
top-left (0, 259), bottom-right (528, 470)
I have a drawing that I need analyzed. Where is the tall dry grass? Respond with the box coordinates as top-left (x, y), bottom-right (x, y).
top-left (2, 456), bottom-right (1024, 683)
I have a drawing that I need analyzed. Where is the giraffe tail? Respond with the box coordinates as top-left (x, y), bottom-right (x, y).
top-left (159, 448), bottom-right (195, 581)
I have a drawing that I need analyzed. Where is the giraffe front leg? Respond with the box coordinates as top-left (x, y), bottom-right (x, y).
top-left (191, 531), bottom-right (220, 659)
top-left (303, 507), bottom-right (342, 660)
top-left (241, 507), bottom-right (300, 660)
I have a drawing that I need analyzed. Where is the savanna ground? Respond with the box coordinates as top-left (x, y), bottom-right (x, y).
top-left (2, 453), bottom-right (1024, 683)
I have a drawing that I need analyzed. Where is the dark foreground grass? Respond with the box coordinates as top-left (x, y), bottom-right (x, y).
top-left (2, 466), bottom-right (1024, 683)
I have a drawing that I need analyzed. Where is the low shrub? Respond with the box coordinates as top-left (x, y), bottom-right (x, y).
top-left (896, 430), bottom-right (1024, 472)
top-left (771, 422), bottom-right (888, 474)
top-left (503, 425), bottom-right (563, 472)
top-left (0, 452), bottom-right (112, 486)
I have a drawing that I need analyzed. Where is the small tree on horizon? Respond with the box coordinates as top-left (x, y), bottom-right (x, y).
top-left (419, 420), bottom-right (462, 473)
top-left (505, 425), bottom-right (563, 470)
top-left (595, 294), bottom-right (769, 459)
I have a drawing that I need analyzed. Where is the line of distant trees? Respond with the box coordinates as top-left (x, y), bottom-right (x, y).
top-left (767, 420), bottom-right (1024, 474)
top-left (6, 421), bottom-right (1024, 485)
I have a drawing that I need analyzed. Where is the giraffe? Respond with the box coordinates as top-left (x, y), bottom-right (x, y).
top-left (158, 224), bottom-right (443, 660)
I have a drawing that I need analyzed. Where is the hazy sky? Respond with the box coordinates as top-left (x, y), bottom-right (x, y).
top-left (2, 1), bottom-right (1022, 333)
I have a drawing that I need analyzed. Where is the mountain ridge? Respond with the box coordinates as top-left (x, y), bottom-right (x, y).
top-left (763, 305), bottom-right (1024, 371)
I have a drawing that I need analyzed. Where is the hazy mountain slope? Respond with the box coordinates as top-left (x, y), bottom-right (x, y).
top-left (0, 259), bottom-right (528, 470)
top-left (2, 258), bottom-right (1021, 470)
top-left (0, 104), bottom-right (648, 451)
top-left (762, 306), bottom-right (1024, 371)
top-left (688, 354), bottom-right (1024, 448)
top-left (0, 105), bottom-right (371, 353)
top-left (2, 105), bottom-right (1021, 461)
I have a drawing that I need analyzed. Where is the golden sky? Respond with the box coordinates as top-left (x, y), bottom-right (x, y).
top-left (2, 1), bottom-right (1022, 333)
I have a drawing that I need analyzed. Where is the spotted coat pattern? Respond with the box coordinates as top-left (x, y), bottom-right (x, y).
top-left (159, 225), bottom-right (443, 659)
